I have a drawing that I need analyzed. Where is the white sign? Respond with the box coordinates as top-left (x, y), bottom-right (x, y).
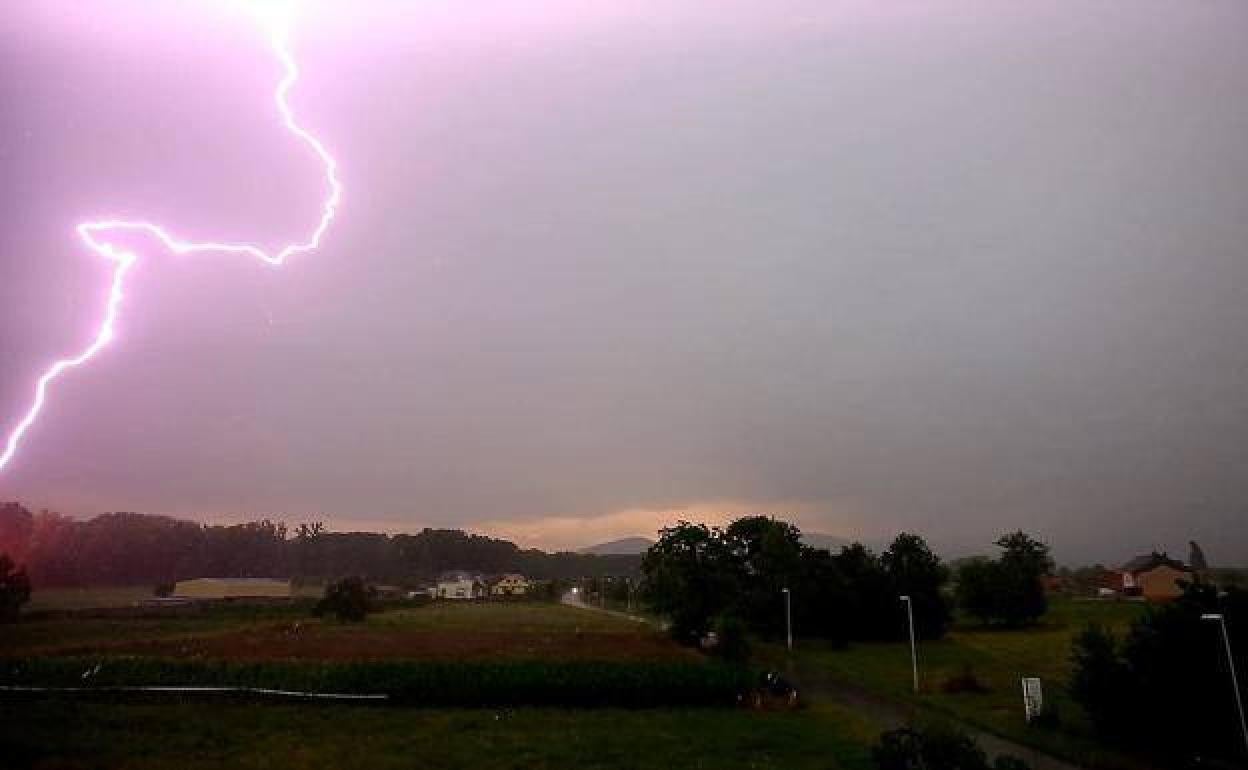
top-left (1021, 677), bottom-right (1043, 722)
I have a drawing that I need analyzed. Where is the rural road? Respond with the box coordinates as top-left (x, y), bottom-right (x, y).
top-left (562, 594), bottom-right (1084, 770)
top-left (560, 591), bottom-right (652, 624)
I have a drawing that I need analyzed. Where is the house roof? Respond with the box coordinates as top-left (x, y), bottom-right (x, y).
top-left (437, 570), bottom-right (483, 583)
top-left (1119, 552), bottom-right (1189, 575)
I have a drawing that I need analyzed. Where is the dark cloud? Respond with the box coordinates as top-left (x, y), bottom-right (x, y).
top-left (2, 1), bottom-right (1246, 564)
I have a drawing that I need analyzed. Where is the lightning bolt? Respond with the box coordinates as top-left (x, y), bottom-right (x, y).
top-left (0, 1), bottom-right (341, 472)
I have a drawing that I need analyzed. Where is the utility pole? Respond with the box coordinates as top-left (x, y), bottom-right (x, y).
top-left (900, 595), bottom-right (918, 693)
top-left (1203, 613), bottom-right (1248, 756)
top-left (782, 587), bottom-right (792, 651)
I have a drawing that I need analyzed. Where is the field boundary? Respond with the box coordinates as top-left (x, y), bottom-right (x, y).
top-left (0, 684), bottom-right (388, 701)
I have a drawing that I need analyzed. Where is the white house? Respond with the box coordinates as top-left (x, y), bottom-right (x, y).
top-left (490, 573), bottom-right (531, 596)
top-left (434, 571), bottom-right (486, 600)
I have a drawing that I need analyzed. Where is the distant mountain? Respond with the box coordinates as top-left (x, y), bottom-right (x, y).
top-left (801, 532), bottom-right (851, 551)
top-left (581, 537), bottom-right (655, 555)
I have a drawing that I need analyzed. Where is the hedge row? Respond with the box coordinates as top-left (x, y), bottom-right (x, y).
top-left (0, 658), bottom-right (752, 707)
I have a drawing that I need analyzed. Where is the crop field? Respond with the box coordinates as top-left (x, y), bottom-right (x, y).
top-left (1, 601), bottom-right (744, 708)
top-left (1, 600), bottom-right (882, 770)
top-left (6, 602), bottom-right (690, 663)
top-left (23, 586), bottom-right (160, 612)
top-left (774, 598), bottom-right (1150, 770)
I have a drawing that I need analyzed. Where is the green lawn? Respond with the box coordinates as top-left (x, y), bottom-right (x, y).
top-left (779, 598), bottom-right (1149, 770)
top-left (0, 700), bottom-right (878, 770)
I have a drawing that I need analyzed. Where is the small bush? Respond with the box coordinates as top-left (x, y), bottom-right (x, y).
top-left (873, 724), bottom-right (1030, 770)
top-left (314, 577), bottom-right (374, 622)
top-left (940, 664), bottom-right (989, 694)
top-left (0, 554), bottom-right (31, 623)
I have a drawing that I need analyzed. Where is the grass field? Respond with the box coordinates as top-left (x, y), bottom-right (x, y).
top-left (773, 598), bottom-right (1150, 770)
top-left (2, 600), bottom-right (885, 769)
top-left (0, 700), bottom-right (879, 770)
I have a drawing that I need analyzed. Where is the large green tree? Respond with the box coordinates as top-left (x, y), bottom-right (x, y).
top-left (956, 531), bottom-right (1051, 627)
top-left (640, 521), bottom-right (741, 641)
top-left (882, 533), bottom-right (952, 640)
top-left (641, 517), bottom-right (950, 645)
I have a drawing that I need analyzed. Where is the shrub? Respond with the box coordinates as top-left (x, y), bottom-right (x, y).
top-left (0, 553), bottom-right (31, 623)
top-left (940, 664), bottom-right (989, 694)
top-left (873, 724), bottom-right (1030, 770)
top-left (314, 577), bottom-right (374, 622)
top-left (1071, 583), bottom-right (1248, 762)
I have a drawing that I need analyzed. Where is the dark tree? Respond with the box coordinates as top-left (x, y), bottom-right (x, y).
top-left (640, 521), bottom-right (739, 641)
top-left (956, 532), bottom-right (1050, 627)
top-left (832, 543), bottom-right (899, 640)
top-left (314, 576), bottom-right (375, 622)
top-left (0, 553), bottom-right (32, 622)
top-left (1068, 624), bottom-right (1133, 737)
top-left (724, 516), bottom-right (804, 639)
top-left (1070, 582), bottom-right (1248, 763)
top-left (882, 533), bottom-right (952, 640)
top-left (640, 516), bottom-right (858, 645)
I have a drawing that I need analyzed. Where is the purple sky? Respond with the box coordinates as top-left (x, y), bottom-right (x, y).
top-left (2, 1), bottom-right (1247, 564)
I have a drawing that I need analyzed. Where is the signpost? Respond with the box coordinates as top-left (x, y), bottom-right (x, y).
top-left (1022, 677), bottom-right (1043, 723)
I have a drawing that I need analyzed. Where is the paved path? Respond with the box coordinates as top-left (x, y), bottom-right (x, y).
top-left (560, 591), bottom-right (655, 625)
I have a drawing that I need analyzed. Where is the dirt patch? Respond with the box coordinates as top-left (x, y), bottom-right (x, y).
top-left (54, 623), bottom-right (698, 662)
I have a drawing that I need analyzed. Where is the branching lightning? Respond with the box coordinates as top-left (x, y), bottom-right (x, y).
top-left (0, 1), bottom-right (340, 472)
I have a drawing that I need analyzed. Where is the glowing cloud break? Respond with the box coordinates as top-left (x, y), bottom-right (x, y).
top-left (0, 3), bottom-right (342, 472)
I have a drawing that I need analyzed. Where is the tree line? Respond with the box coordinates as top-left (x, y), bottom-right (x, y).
top-left (0, 502), bottom-right (639, 588)
top-left (639, 516), bottom-right (1055, 648)
top-left (640, 516), bottom-right (954, 646)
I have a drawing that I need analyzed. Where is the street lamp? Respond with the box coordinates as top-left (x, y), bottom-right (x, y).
top-left (782, 587), bottom-right (792, 651)
top-left (900, 595), bottom-right (918, 693)
top-left (1202, 613), bottom-right (1248, 756)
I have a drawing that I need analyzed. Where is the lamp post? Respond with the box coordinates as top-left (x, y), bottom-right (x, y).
top-left (1202, 613), bottom-right (1248, 756)
top-left (900, 595), bottom-right (918, 693)
top-left (782, 587), bottom-right (792, 651)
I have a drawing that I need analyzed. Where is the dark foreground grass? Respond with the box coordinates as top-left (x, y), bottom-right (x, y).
top-left (1, 657), bottom-right (750, 707)
top-left (0, 699), bottom-right (877, 770)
